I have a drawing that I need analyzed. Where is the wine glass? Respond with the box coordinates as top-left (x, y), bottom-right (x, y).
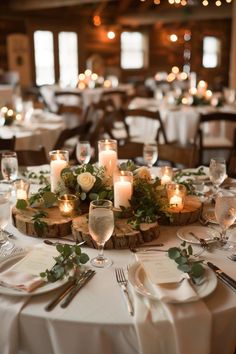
top-left (0, 182), bottom-right (14, 252)
top-left (76, 141), bottom-right (91, 165)
top-left (209, 157), bottom-right (227, 196)
top-left (215, 195), bottom-right (236, 248)
top-left (1, 151), bottom-right (18, 182)
top-left (143, 143), bottom-right (158, 168)
top-left (88, 199), bottom-right (114, 268)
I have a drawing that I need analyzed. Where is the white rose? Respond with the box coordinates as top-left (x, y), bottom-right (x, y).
top-left (77, 172), bottom-right (96, 192)
top-left (134, 166), bottom-right (151, 181)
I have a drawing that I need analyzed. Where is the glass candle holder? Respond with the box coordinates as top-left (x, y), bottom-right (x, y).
top-left (166, 183), bottom-right (186, 212)
top-left (98, 139), bottom-right (118, 179)
top-left (14, 179), bottom-right (30, 200)
top-left (58, 194), bottom-right (78, 217)
top-left (114, 171), bottom-right (133, 209)
top-left (49, 150), bottom-right (69, 193)
top-left (160, 166), bottom-right (173, 185)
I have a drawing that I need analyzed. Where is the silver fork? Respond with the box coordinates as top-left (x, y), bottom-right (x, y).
top-left (115, 268), bottom-right (134, 316)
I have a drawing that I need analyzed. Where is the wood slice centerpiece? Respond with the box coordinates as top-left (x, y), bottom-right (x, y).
top-left (160, 195), bottom-right (202, 226)
top-left (72, 215), bottom-right (160, 249)
top-left (12, 206), bottom-right (72, 238)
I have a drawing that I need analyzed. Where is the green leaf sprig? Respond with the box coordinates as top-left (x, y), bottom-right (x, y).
top-left (173, 167), bottom-right (206, 194)
top-left (168, 241), bottom-right (205, 284)
top-left (31, 210), bottom-right (48, 237)
top-left (40, 244), bottom-right (89, 282)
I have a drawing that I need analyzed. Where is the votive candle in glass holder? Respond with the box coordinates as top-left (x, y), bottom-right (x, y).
top-left (114, 171), bottom-right (133, 209)
top-left (14, 179), bottom-right (30, 200)
top-left (166, 183), bottom-right (186, 212)
top-left (49, 150), bottom-right (69, 193)
top-left (98, 139), bottom-right (118, 179)
top-left (58, 194), bottom-right (78, 217)
top-left (160, 166), bottom-right (173, 185)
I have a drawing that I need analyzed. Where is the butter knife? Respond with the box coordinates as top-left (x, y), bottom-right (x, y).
top-left (60, 269), bottom-right (95, 308)
top-left (45, 278), bottom-right (77, 312)
top-left (207, 262), bottom-right (236, 292)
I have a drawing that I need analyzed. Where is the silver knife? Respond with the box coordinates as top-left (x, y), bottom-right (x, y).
top-left (60, 270), bottom-right (95, 308)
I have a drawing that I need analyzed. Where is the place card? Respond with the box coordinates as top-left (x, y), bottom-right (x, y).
top-left (136, 253), bottom-right (186, 284)
top-left (10, 245), bottom-right (58, 276)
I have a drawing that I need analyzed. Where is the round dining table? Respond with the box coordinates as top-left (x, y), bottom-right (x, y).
top-left (0, 168), bottom-right (236, 354)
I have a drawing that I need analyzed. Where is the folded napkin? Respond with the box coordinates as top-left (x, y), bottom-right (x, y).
top-left (136, 253), bottom-right (199, 303)
top-left (0, 244), bottom-right (59, 292)
top-left (132, 253), bottom-right (212, 354)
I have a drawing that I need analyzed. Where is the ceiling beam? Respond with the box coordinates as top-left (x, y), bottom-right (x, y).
top-left (8, 0), bottom-right (116, 11)
top-left (118, 5), bottom-right (232, 26)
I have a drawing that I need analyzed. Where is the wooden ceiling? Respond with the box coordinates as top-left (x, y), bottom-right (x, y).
top-left (0, 0), bottom-right (233, 25)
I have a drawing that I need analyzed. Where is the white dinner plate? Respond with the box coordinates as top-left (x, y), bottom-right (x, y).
top-left (0, 252), bottom-right (67, 297)
top-left (128, 262), bottom-right (217, 303)
top-left (177, 225), bottom-right (220, 244)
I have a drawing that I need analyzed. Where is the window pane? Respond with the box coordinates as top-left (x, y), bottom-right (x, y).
top-left (121, 31), bottom-right (145, 69)
top-left (59, 32), bottom-right (78, 87)
top-left (121, 52), bottom-right (143, 69)
top-left (202, 36), bottom-right (220, 68)
top-left (34, 31), bottom-right (55, 85)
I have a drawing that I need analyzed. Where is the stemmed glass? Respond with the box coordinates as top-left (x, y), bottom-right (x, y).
top-left (1, 151), bottom-right (18, 182)
top-left (209, 157), bottom-right (227, 196)
top-left (143, 143), bottom-right (158, 169)
top-left (76, 141), bottom-right (91, 165)
top-left (215, 195), bottom-right (236, 248)
top-left (0, 182), bottom-right (14, 252)
top-left (88, 199), bottom-right (114, 268)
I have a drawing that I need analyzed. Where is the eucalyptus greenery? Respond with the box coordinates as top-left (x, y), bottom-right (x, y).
top-left (22, 170), bottom-right (50, 185)
top-left (168, 241), bottom-right (205, 284)
top-left (40, 244), bottom-right (89, 282)
top-left (173, 167), bottom-right (206, 194)
top-left (31, 210), bottom-right (48, 237)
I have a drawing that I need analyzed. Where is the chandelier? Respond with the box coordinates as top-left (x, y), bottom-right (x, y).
top-left (140, 0), bottom-right (233, 6)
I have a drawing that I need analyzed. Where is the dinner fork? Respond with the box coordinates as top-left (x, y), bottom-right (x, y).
top-left (115, 268), bottom-right (134, 316)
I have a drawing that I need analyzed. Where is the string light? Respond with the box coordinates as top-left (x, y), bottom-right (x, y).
top-left (146, 0), bottom-right (232, 6)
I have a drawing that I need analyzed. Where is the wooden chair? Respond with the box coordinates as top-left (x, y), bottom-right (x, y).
top-left (55, 91), bottom-right (83, 110)
top-left (120, 108), bottom-right (168, 144)
top-left (195, 112), bottom-right (236, 165)
top-left (58, 104), bottom-right (84, 128)
top-left (101, 90), bottom-right (127, 109)
top-left (0, 136), bottom-right (16, 151)
top-left (16, 146), bottom-right (48, 166)
top-left (158, 142), bottom-right (199, 168)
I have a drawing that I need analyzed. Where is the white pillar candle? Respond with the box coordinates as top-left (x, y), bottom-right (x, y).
top-left (99, 150), bottom-right (117, 178)
top-left (114, 179), bottom-right (132, 209)
top-left (50, 159), bottom-right (67, 193)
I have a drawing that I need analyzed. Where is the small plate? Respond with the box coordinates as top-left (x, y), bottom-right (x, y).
top-left (177, 225), bottom-right (220, 244)
top-left (0, 252), bottom-right (67, 297)
top-left (128, 262), bottom-right (217, 303)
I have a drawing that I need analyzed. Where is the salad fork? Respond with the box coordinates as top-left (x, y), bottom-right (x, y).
top-left (115, 268), bottom-right (134, 316)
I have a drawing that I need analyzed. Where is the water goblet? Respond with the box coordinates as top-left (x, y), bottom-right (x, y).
top-left (215, 195), bottom-right (236, 248)
top-left (0, 182), bottom-right (14, 252)
top-left (1, 151), bottom-right (18, 182)
top-left (76, 141), bottom-right (91, 165)
top-left (88, 199), bottom-right (114, 268)
top-left (143, 143), bottom-right (158, 169)
top-left (209, 157), bottom-right (227, 196)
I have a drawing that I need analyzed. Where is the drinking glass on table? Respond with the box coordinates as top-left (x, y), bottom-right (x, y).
top-left (0, 182), bottom-right (14, 252)
top-left (209, 157), bottom-right (227, 195)
top-left (88, 199), bottom-right (114, 268)
top-left (76, 141), bottom-right (91, 165)
top-left (215, 195), bottom-right (236, 248)
top-left (143, 143), bottom-right (158, 168)
top-left (1, 151), bottom-right (18, 182)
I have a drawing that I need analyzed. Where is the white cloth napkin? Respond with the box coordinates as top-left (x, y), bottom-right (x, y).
top-left (132, 254), bottom-right (212, 354)
top-left (0, 244), bottom-right (58, 292)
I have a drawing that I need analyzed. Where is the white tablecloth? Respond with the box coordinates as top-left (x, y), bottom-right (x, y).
top-left (0, 111), bottom-right (65, 154)
top-left (129, 97), bottom-right (236, 146)
top-left (0, 221), bottom-right (235, 354)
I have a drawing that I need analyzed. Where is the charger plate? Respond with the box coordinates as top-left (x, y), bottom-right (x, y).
top-left (128, 262), bottom-right (217, 303)
top-left (0, 252), bottom-right (67, 297)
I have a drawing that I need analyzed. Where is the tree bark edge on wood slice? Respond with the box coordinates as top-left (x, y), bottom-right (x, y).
top-left (12, 206), bottom-right (72, 238)
top-left (72, 215), bottom-right (160, 249)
